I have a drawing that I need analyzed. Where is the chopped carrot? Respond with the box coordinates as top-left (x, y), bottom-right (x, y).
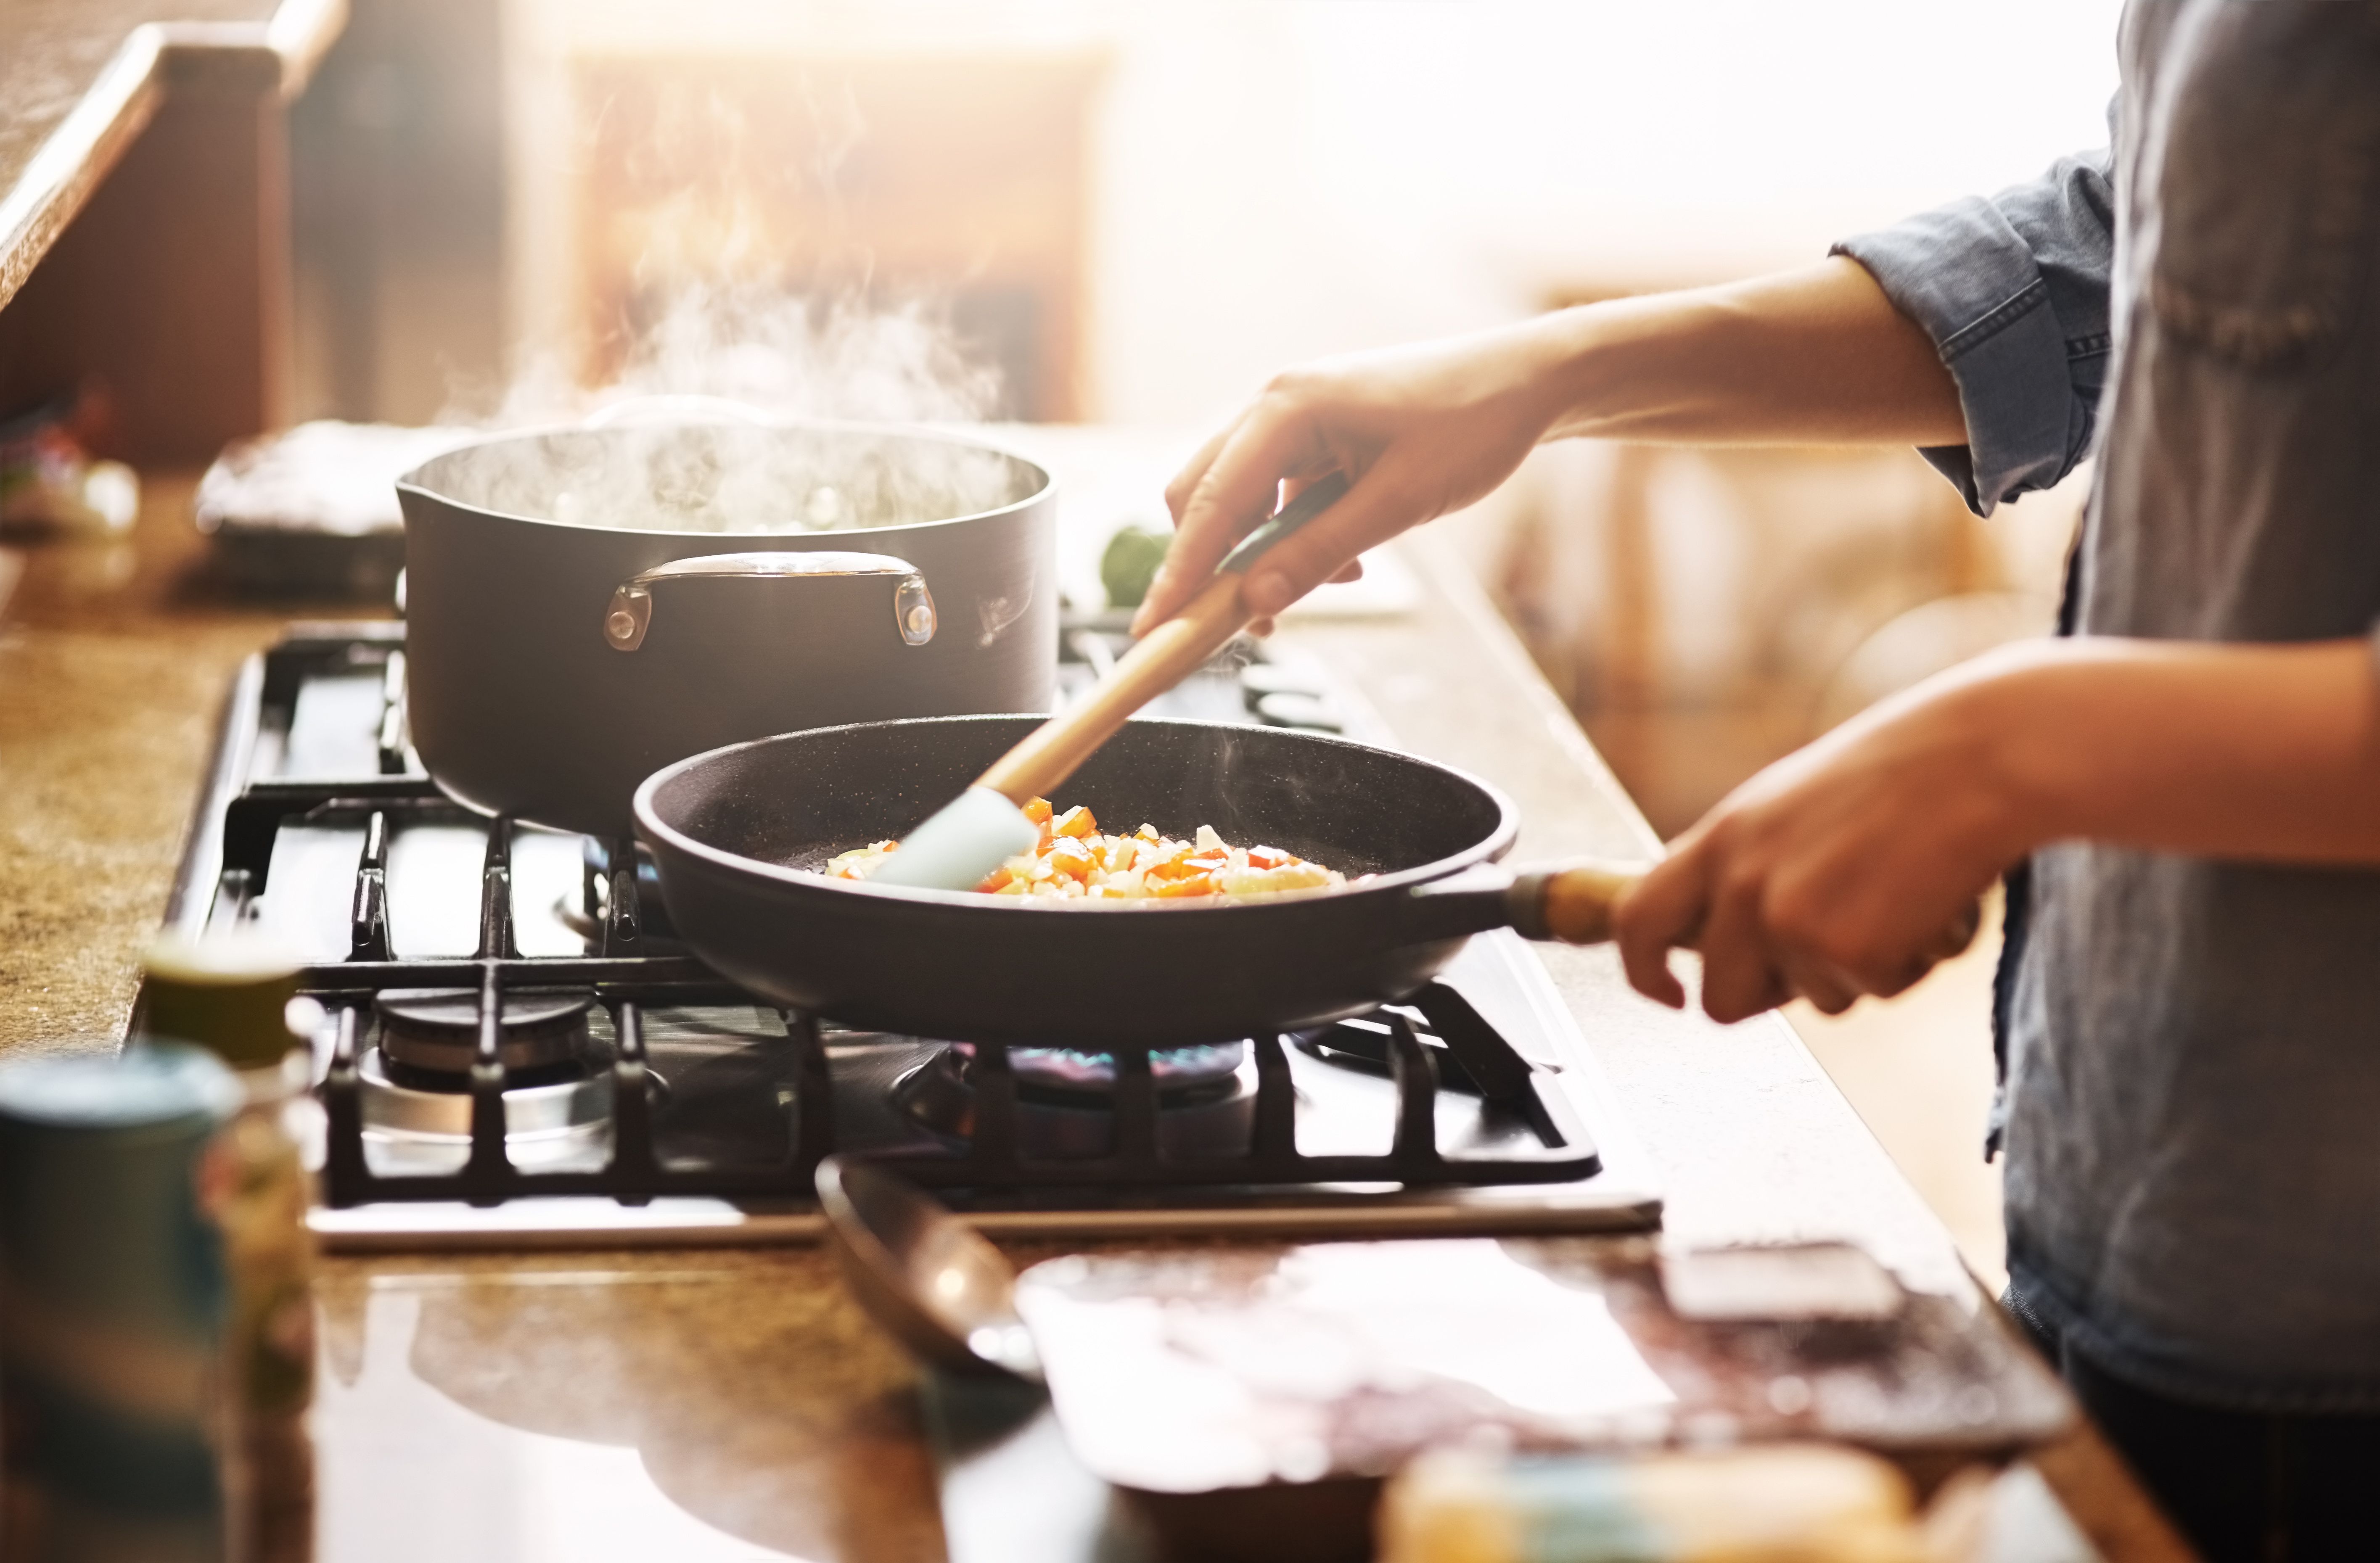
top-left (831, 805), bottom-right (1346, 900)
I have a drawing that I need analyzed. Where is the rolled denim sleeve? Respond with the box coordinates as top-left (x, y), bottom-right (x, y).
top-left (1835, 147), bottom-right (2116, 516)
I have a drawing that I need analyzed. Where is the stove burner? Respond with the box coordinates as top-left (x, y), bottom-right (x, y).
top-left (894, 1043), bottom-right (1262, 1159)
top-left (355, 1045), bottom-right (615, 1170)
top-left (959, 1040), bottom-right (1247, 1092)
top-left (357, 1045), bottom-right (615, 1137)
top-left (374, 987), bottom-right (595, 1074)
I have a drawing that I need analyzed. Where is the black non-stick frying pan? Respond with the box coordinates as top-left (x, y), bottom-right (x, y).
top-left (634, 715), bottom-right (1636, 1048)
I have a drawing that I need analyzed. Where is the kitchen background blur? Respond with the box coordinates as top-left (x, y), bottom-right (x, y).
top-left (283, 0), bottom-right (2109, 1285)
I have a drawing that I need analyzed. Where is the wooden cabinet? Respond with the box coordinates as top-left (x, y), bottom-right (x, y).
top-left (0, 2), bottom-right (343, 464)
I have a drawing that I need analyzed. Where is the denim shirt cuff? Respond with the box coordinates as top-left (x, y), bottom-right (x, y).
top-left (1835, 197), bottom-right (2082, 517)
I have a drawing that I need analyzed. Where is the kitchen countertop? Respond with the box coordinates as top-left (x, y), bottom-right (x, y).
top-left (0, 0), bottom-right (341, 309)
top-left (0, 440), bottom-right (2191, 1561)
top-left (0, 474), bottom-right (296, 1054)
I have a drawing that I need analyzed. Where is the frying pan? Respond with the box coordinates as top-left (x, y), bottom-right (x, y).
top-left (635, 715), bottom-right (1635, 1048)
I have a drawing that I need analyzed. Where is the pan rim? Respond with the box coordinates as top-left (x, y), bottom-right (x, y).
top-left (632, 714), bottom-right (1522, 914)
top-left (394, 416), bottom-right (1055, 541)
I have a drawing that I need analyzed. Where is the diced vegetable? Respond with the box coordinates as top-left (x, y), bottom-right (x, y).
top-left (822, 803), bottom-right (1353, 902)
top-left (1143, 851), bottom-right (1198, 883)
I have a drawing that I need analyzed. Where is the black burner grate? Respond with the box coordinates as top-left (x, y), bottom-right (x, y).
top-left (152, 625), bottom-right (1600, 1212)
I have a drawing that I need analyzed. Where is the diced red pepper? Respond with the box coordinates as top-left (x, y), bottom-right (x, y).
top-left (1022, 797), bottom-right (1055, 826)
top-left (1047, 838), bottom-right (1095, 881)
top-left (1142, 848), bottom-right (1198, 882)
top-left (1247, 846), bottom-right (1298, 870)
top-left (1153, 871), bottom-right (1216, 898)
top-left (1052, 805), bottom-right (1098, 840)
top-left (976, 865), bottom-right (1017, 892)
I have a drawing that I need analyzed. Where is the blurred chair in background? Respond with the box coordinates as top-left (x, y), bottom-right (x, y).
top-left (1469, 440), bottom-right (2083, 838)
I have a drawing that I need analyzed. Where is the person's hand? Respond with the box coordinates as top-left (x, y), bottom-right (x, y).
top-left (1614, 655), bottom-right (2036, 1022)
top-left (1132, 324), bottom-right (1571, 635)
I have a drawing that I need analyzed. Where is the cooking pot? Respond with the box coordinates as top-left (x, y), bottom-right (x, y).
top-left (397, 415), bottom-right (1056, 837)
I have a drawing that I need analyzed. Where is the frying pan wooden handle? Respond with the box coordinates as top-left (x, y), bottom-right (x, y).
top-left (978, 573), bottom-right (1251, 803)
top-left (1506, 861), bottom-right (1648, 945)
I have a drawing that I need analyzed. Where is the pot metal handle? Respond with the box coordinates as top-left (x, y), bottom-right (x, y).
top-left (603, 551), bottom-right (937, 652)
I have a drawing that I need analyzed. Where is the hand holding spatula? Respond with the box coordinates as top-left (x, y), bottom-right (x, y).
top-left (869, 473), bottom-right (1354, 892)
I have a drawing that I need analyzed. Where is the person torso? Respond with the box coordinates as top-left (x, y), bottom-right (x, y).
top-left (2005, 0), bottom-right (2380, 1410)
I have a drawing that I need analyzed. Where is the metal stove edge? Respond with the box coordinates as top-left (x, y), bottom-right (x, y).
top-left (309, 931), bottom-right (1664, 1251)
top-left (168, 624), bottom-right (1665, 1251)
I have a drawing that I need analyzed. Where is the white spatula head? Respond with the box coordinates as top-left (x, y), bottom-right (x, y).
top-left (864, 786), bottom-right (1041, 892)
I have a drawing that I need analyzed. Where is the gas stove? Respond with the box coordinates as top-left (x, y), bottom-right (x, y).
top-left (153, 622), bottom-right (1660, 1250)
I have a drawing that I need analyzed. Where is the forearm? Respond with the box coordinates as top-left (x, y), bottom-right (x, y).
top-left (1526, 257), bottom-right (1967, 449)
top-left (1611, 633), bottom-right (2380, 1022)
top-left (1975, 636), bottom-right (2380, 865)
top-left (1146, 258), bottom-right (1971, 632)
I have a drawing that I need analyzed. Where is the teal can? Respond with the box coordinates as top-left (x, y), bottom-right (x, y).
top-left (0, 1044), bottom-right (241, 1561)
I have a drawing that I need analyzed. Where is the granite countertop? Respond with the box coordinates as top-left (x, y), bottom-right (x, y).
top-left (0, 0), bottom-right (342, 307)
top-left (0, 434), bottom-right (2191, 1562)
top-left (0, 473), bottom-right (302, 1054)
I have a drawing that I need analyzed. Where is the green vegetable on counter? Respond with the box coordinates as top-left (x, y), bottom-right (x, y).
top-left (1100, 524), bottom-right (1171, 610)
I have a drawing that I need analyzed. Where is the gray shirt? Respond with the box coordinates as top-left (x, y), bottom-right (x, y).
top-left (1838, 0), bottom-right (2380, 1412)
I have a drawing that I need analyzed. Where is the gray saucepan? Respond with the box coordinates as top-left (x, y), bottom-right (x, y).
top-left (398, 417), bottom-right (1058, 838)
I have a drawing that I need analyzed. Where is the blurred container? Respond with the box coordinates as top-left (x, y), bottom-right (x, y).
top-left (0, 1045), bottom-right (241, 1563)
top-left (193, 421), bottom-right (471, 599)
top-left (0, 395), bottom-right (139, 537)
top-left (143, 935), bottom-right (320, 1563)
top-left (1378, 1444), bottom-right (1924, 1563)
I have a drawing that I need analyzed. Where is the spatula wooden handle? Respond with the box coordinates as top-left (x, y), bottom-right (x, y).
top-left (974, 473), bottom-right (1353, 807)
top-left (978, 571), bottom-right (1253, 803)
top-left (1507, 861), bottom-right (1648, 944)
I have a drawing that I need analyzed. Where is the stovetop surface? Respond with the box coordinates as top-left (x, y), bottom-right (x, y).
top-left (158, 620), bottom-right (1661, 1249)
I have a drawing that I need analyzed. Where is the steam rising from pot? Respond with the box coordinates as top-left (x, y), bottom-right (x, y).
top-left (425, 285), bottom-right (1024, 533)
top-left (438, 58), bottom-right (1022, 534)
